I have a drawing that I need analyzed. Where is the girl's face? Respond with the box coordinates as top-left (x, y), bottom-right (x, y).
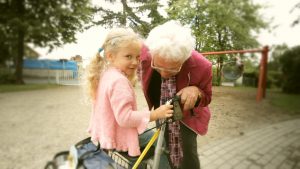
top-left (107, 43), bottom-right (140, 77)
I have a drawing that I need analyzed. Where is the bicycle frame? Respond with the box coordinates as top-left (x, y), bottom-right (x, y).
top-left (132, 97), bottom-right (182, 169)
top-left (132, 120), bottom-right (167, 169)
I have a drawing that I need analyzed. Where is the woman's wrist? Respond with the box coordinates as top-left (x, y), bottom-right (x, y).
top-left (150, 110), bottom-right (157, 121)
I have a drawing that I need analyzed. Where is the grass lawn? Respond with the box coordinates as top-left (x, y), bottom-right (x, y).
top-left (267, 90), bottom-right (300, 114)
top-left (0, 84), bottom-right (61, 93)
top-left (217, 86), bottom-right (300, 115)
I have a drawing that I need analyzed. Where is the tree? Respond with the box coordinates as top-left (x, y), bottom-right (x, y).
top-left (0, 28), bottom-right (11, 66)
top-left (291, 2), bottom-right (300, 26)
top-left (93, 0), bottom-right (166, 36)
top-left (92, 0), bottom-right (268, 86)
top-left (268, 44), bottom-right (288, 88)
top-left (0, 0), bottom-right (94, 84)
top-left (269, 44), bottom-right (288, 71)
top-left (167, 0), bottom-right (267, 85)
top-left (279, 45), bottom-right (300, 93)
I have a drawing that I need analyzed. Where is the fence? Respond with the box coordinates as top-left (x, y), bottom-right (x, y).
top-left (22, 59), bottom-right (82, 85)
top-left (23, 69), bottom-right (81, 85)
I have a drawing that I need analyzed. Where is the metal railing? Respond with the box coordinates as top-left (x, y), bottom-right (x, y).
top-left (23, 69), bottom-right (82, 85)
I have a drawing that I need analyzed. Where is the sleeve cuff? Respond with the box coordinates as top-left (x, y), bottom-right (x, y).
top-left (137, 110), bottom-right (151, 134)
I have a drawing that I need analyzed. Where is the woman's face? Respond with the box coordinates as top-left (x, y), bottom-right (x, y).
top-left (151, 55), bottom-right (183, 79)
top-left (107, 43), bottom-right (140, 77)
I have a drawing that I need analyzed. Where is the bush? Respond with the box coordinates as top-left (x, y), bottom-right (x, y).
top-left (212, 66), bottom-right (220, 86)
top-left (242, 72), bottom-right (258, 87)
top-left (0, 72), bottom-right (16, 84)
top-left (279, 45), bottom-right (300, 94)
top-left (267, 70), bottom-right (282, 88)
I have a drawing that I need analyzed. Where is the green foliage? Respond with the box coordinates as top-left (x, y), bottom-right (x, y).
top-left (0, 0), bottom-right (94, 50)
top-left (166, 0), bottom-right (267, 86)
top-left (279, 45), bottom-right (300, 94)
top-left (92, 0), bottom-right (268, 55)
top-left (0, 0), bottom-right (95, 83)
top-left (268, 44), bottom-right (288, 71)
top-left (267, 44), bottom-right (288, 88)
top-left (267, 70), bottom-right (282, 88)
top-left (93, 0), bottom-right (166, 36)
top-left (0, 72), bottom-right (16, 84)
top-left (291, 2), bottom-right (300, 26)
top-left (268, 90), bottom-right (300, 114)
top-left (243, 57), bottom-right (259, 73)
top-left (242, 72), bottom-right (258, 87)
top-left (212, 66), bottom-right (220, 86)
top-left (167, 0), bottom-right (267, 52)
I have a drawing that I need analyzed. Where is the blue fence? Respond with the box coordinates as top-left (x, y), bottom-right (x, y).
top-left (23, 59), bottom-right (78, 71)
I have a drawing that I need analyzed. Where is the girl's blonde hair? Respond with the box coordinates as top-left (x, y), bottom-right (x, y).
top-left (84, 28), bottom-right (142, 101)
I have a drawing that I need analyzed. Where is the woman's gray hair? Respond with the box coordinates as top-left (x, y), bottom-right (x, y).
top-left (145, 20), bottom-right (196, 62)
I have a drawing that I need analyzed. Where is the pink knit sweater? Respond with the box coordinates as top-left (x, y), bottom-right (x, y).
top-left (87, 67), bottom-right (150, 156)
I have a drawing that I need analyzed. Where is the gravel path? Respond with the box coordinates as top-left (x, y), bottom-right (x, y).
top-left (0, 85), bottom-right (294, 169)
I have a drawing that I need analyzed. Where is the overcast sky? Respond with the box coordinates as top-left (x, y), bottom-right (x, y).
top-left (34, 0), bottom-right (300, 61)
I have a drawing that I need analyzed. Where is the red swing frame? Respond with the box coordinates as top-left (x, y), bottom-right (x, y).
top-left (201, 46), bottom-right (269, 102)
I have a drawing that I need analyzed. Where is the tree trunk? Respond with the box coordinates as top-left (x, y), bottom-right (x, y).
top-left (216, 55), bottom-right (224, 86)
top-left (15, 0), bottom-right (25, 84)
top-left (15, 30), bottom-right (24, 84)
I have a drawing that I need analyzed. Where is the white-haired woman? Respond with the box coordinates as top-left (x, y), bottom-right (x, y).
top-left (140, 20), bottom-right (213, 169)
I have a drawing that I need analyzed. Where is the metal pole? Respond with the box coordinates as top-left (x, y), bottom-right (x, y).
top-left (262, 46), bottom-right (269, 98)
top-left (202, 48), bottom-right (262, 56)
top-left (152, 123), bottom-right (166, 169)
top-left (132, 130), bottom-right (160, 169)
top-left (256, 46), bottom-right (269, 102)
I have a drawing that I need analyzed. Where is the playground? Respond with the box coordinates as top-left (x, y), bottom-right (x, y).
top-left (0, 84), bottom-right (298, 169)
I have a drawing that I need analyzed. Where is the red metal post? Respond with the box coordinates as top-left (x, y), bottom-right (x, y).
top-left (262, 46), bottom-right (269, 98)
top-left (256, 46), bottom-right (269, 101)
top-left (201, 49), bottom-right (262, 56)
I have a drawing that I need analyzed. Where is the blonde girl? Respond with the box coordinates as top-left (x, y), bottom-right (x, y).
top-left (85, 28), bottom-right (173, 157)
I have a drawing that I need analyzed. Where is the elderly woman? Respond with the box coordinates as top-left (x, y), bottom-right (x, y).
top-left (140, 20), bottom-right (212, 169)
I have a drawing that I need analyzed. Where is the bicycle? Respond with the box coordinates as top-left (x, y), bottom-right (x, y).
top-left (44, 96), bottom-right (182, 169)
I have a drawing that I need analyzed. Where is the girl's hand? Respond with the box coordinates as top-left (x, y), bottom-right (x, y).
top-left (150, 104), bottom-right (173, 121)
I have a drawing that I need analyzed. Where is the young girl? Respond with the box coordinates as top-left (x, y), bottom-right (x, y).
top-left (85, 28), bottom-right (173, 157)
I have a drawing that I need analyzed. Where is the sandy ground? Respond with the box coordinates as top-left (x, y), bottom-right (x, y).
top-left (0, 85), bottom-right (296, 169)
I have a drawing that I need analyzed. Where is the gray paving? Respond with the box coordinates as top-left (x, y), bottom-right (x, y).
top-left (199, 119), bottom-right (300, 169)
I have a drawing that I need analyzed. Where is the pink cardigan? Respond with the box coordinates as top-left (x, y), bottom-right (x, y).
top-left (87, 67), bottom-right (150, 156)
top-left (140, 46), bottom-right (212, 135)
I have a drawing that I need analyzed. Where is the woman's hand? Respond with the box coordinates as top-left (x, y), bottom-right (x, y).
top-left (150, 104), bottom-right (173, 121)
top-left (177, 86), bottom-right (201, 111)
